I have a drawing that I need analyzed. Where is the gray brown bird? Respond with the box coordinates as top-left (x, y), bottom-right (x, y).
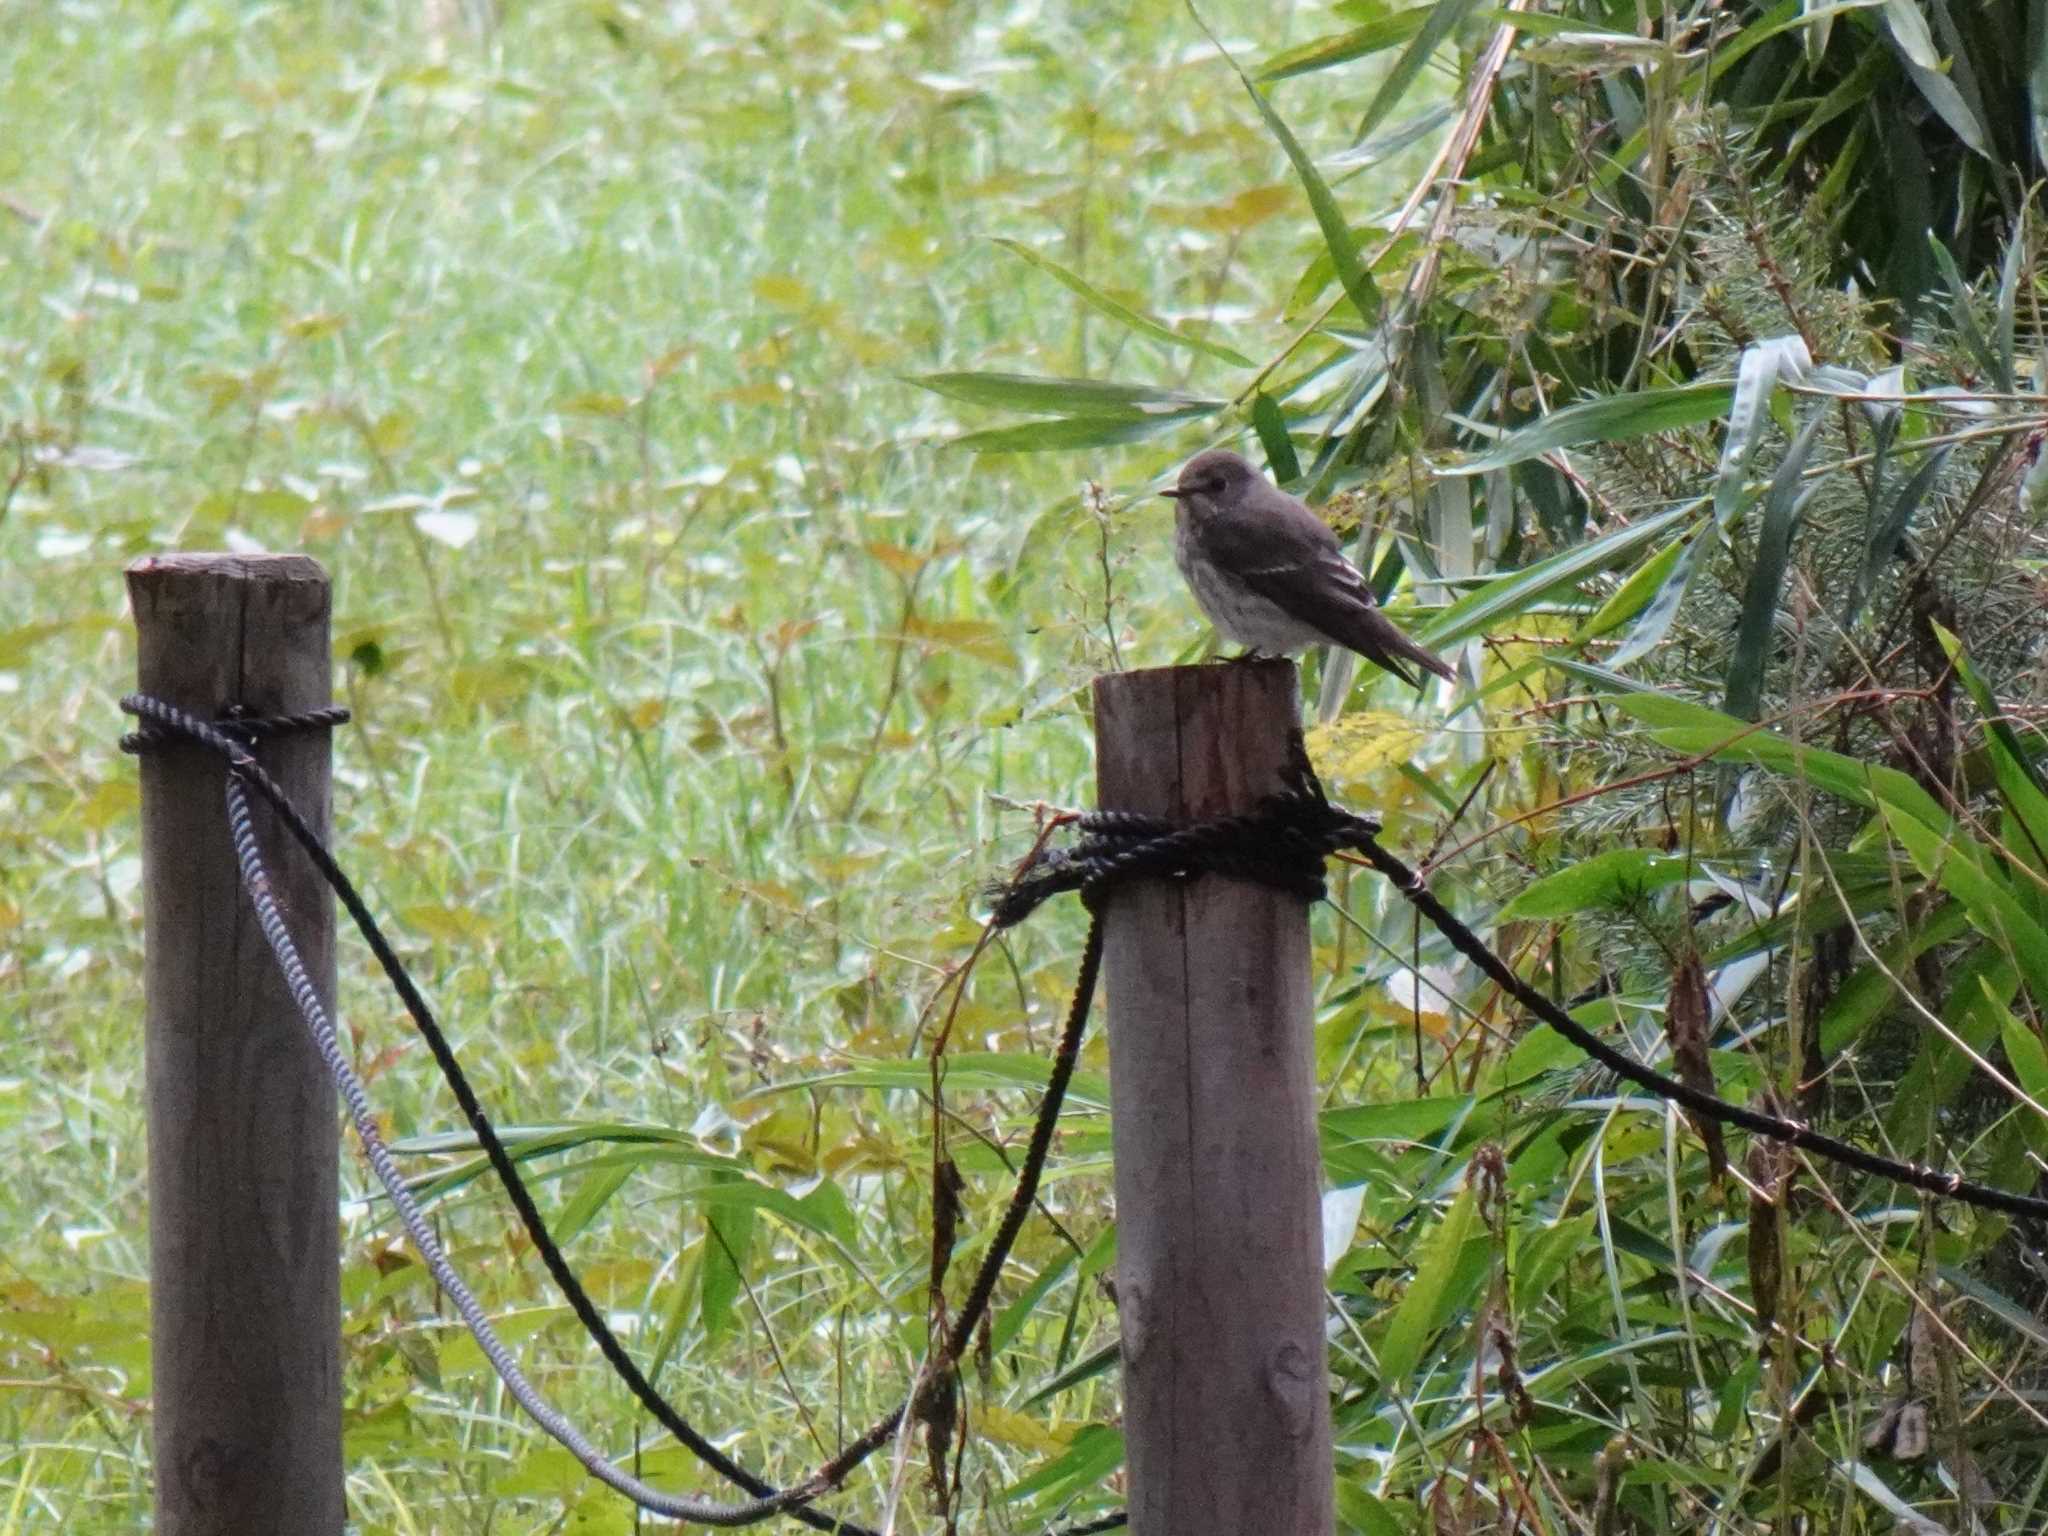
top-left (1163, 449), bottom-right (1456, 690)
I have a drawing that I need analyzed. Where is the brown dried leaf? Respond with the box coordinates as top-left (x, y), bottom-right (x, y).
top-left (1669, 949), bottom-right (1728, 1179)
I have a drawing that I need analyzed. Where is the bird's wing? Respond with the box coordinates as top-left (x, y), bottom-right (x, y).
top-left (1207, 509), bottom-right (1455, 686)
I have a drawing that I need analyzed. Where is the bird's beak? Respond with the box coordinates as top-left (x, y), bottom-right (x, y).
top-left (1159, 487), bottom-right (1183, 499)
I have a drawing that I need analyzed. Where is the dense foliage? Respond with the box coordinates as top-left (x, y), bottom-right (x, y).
top-left (6, 1), bottom-right (2048, 1532)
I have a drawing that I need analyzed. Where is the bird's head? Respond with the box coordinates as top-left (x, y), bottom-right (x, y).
top-left (1162, 449), bottom-right (1260, 505)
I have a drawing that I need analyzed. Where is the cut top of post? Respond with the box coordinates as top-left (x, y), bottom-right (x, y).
top-left (1092, 659), bottom-right (1302, 822)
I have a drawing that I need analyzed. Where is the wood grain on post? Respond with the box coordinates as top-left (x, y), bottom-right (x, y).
top-left (1094, 660), bottom-right (1334, 1536)
top-left (128, 554), bottom-right (343, 1535)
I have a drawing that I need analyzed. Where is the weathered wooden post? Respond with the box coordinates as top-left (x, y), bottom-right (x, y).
top-left (128, 554), bottom-right (343, 1534)
top-left (1093, 659), bottom-right (1334, 1535)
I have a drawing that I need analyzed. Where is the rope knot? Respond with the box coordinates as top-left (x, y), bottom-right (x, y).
top-left (990, 748), bottom-right (1380, 929)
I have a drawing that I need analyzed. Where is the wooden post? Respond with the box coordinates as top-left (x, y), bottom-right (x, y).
top-left (1093, 660), bottom-right (1333, 1536)
top-left (128, 554), bottom-right (343, 1535)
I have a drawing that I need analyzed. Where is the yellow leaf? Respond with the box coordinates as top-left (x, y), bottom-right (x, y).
top-left (557, 391), bottom-right (631, 417)
top-left (76, 779), bottom-right (139, 832)
top-left (400, 904), bottom-right (490, 944)
top-left (1306, 712), bottom-right (1424, 788)
top-left (284, 310), bottom-right (345, 341)
top-left (1194, 183), bottom-right (1293, 233)
top-left (977, 1403), bottom-right (1077, 1454)
top-left (904, 615), bottom-right (1016, 668)
top-left (865, 541), bottom-right (925, 578)
top-left (711, 383), bottom-right (787, 408)
top-left (751, 274), bottom-right (814, 310)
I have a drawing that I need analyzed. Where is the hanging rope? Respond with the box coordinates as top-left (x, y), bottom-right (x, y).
top-left (122, 691), bottom-right (2047, 1534)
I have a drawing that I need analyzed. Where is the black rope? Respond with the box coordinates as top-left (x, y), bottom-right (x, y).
top-left (124, 690), bottom-right (2048, 1536)
top-left (994, 737), bottom-right (2048, 1223)
top-left (122, 695), bottom-right (869, 1534)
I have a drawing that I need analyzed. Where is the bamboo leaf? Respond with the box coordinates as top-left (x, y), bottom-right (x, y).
top-left (1714, 335), bottom-right (1812, 527)
top-left (549, 1162), bottom-right (634, 1248)
top-left (905, 371), bottom-right (1222, 417)
top-left (1840, 444), bottom-right (1951, 633)
top-left (1257, 6), bottom-right (1432, 82)
top-left (1252, 391), bottom-right (1301, 484)
top-left (1928, 235), bottom-right (2000, 383)
top-left (1879, 803), bottom-right (2048, 1004)
top-left (1419, 502), bottom-right (1700, 648)
top-left (1612, 693), bottom-right (1953, 832)
top-left (1376, 1183), bottom-right (1479, 1385)
top-left (1882, 0), bottom-right (1941, 67)
top-left (991, 239), bottom-right (1255, 368)
top-left (1357, 0), bottom-right (1487, 143)
top-left (1445, 383), bottom-right (1735, 474)
top-left (1933, 624), bottom-right (2048, 881)
top-left (1726, 407), bottom-right (1827, 720)
top-left (1574, 537), bottom-right (1686, 642)
top-left (1895, 43), bottom-right (1994, 158)
top-left (1996, 993), bottom-right (2048, 1155)
top-left (948, 413), bottom-right (1213, 452)
top-left (1996, 216), bottom-right (2025, 395)
top-left (1498, 850), bottom-right (1697, 920)
top-left (1606, 529), bottom-right (1707, 669)
top-left (1192, 6), bottom-right (1380, 324)
top-left (699, 1184), bottom-right (753, 1342)
top-left (762, 1052), bottom-right (1112, 1110)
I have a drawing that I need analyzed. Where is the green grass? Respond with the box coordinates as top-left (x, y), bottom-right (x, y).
top-left (0, 1), bottom-right (1394, 1529)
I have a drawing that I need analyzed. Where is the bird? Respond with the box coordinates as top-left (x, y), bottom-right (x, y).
top-left (1162, 449), bottom-right (1457, 690)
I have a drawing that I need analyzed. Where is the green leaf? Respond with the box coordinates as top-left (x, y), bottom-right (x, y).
top-left (548, 1162), bottom-right (634, 1248)
top-left (1934, 624), bottom-right (2048, 881)
top-left (1878, 799), bottom-right (2048, 1004)
top-left (690, 1174), bottom-right (862, 1253)
top-left (1605, 529), bottom-right (1706, 669)
top-left (1252, 391), bottom-right (1301, 484)
top-left (1840, 444), bottom-right (1950, 634)
top-left (1321, 1094), bottom-right (1475, 1156)
top-left (1996, 215), bottom-right (2026, 395)
top-left (1611, 693), bottom-right (1953, 832)
top-left (1817, 900), bottom-right (1968, 1057)
top-left (1713, 336), bottom-right (1811, 527)
top-left (991, 239), bottom-right (1255, 368)
top-left (699, 1183), bottom-right (754, 1343)
top-left (1574, 536), bottom-right (1686, 642)
top-left (1376, 1183), bottom-right (1479, 1385)
top-left (1726, 407), bottom-right (1827, 719)
top-left (1784, 40), bottom-right (1891, 162)
top-left (761, 1051), bottom-right (1113, 1111)
top-left (905, 370), bottom-right (1222, 417)
top-left (1889, 19), bottom-right (1993, 157)
top-left (1995, 990), bottom-right (2048, 1157)
top-left (1356, 0), bottom-right (1487, 143)
top-left (992, 1248), bottom-right (1080, 1358)
top-left (1335, 1484), bottom-right (1409, 1536)
top-left (950, 412), bottom-right (1215, 453)
top-left (1005, 1422), bottom-right (1124, 1505)
top-left (1257, 6), bottom-right (1433, 82)
top-left (1928, 235), bottom-right (1999, 384)
top-left (1421, 502), bottom-right (1700, 649)
top-left (1019, 1340), bottom-right (1121, 1410)
top-left (1885, 946), bottom-right (2019, 1140)
top-left (1497, 849), bottom-right (1698, 920)
top-left (1191, 8), bottom-right (1380, 325)
top-left (1882, 0), bottom-right (1940, 67)
top-left (1446, 383), bottom-right (1736, 474)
